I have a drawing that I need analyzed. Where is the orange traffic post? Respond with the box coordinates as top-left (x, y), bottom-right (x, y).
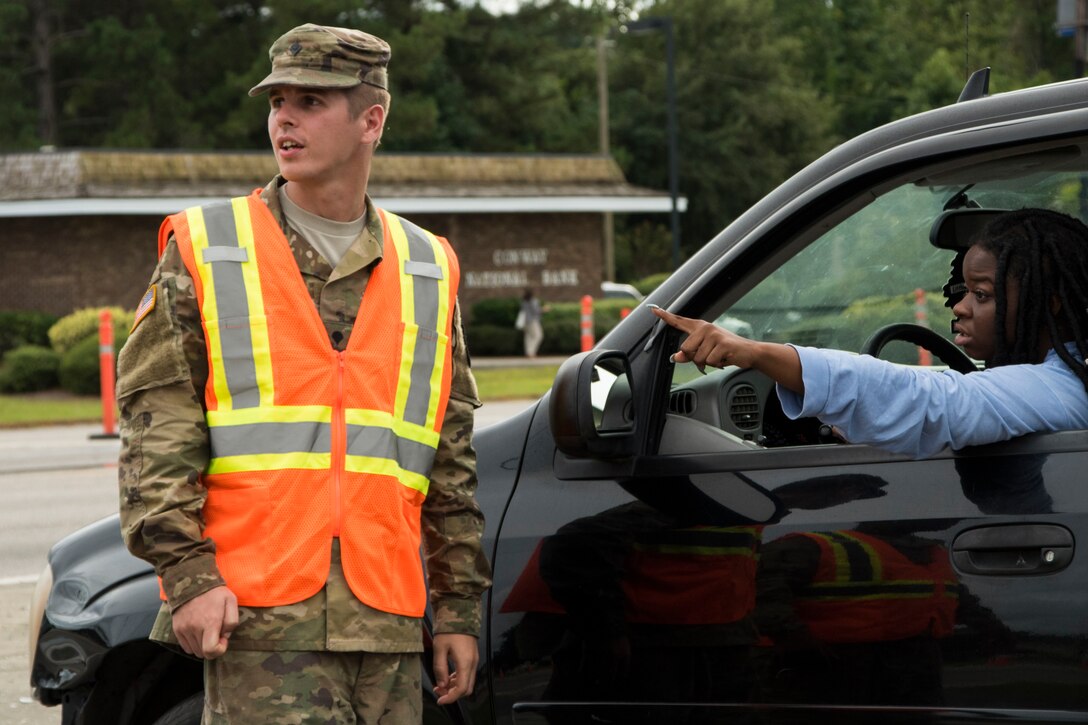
top-left (580, 295), bottom-right (594, 352)
top-left (620, 307), bottom-right (631, 319)
top-left (914, 288), bottom-right (932, 367)
top-left (91, 308), bottom-right (120, 439)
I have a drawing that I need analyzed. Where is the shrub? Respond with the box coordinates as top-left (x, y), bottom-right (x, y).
top-left (465, 323), bottom-right (522, 357)
top-left (469, 297), bottom-right (520, 327)
top-left (48, 307), bottom-right (134, 355)
top-left (0, 345), bottom-right (60, 393)
top-left (465, 297), bottom-right (639, 356)
top-left (58, 327), bottom-right (131, 396)
top-left (0, 311), bottom-right (58, 357)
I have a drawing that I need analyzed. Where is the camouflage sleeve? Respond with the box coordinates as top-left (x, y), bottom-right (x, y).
top-left (422, 300), bottom-right (492, 637)
top-left (117, 238), bottom-right (225, 610)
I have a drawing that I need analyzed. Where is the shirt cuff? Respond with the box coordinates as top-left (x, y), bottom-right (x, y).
top-left (161, 554), bottom-right (227, 611)
top-left (776, 345), bottom-right (833, 420)
top-left (431, 596), bottom-right (482, 638)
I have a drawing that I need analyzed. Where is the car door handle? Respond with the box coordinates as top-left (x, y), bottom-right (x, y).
top-left (952, 524), bottom-right (1073, 575)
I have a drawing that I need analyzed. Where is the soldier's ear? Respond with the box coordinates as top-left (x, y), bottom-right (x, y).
top-left (360, 104), bottom-right (385, 147)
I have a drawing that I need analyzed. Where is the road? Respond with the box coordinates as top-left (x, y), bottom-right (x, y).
top-left (0, 398), bottom-right (537, 724)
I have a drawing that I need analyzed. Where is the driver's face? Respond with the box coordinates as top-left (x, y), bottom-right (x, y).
top-left (952, 245), bottom-right (1015, 364)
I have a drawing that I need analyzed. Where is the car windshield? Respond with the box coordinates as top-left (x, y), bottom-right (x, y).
top-left (719, 146), bottom-right (1088, 366)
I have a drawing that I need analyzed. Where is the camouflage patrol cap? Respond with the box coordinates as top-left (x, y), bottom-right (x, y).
top-left (248, 23), bottom-right (390, 96)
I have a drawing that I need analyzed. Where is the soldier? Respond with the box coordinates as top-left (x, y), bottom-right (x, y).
top-left (116, 23), bottom-right (492, 724)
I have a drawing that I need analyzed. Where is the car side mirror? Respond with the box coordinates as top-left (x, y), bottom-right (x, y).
top-left (550, 350), bottom-right (637, 458)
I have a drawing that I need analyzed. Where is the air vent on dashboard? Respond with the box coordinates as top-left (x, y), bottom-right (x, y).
top-left (728, 384), bottom-right (760, 430)
top-left (668, 389), bottom-right (697, 416)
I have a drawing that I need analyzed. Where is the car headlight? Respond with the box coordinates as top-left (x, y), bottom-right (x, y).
top-left (27, 564), bottom-right (107, 694)
top-left (28, 562), bottom-right (53, 701)
top-left (28, 563), bottom-right (52, 671)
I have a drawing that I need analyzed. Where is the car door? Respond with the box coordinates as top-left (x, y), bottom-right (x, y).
top-left (488, 121), bottom-right (1088, 725)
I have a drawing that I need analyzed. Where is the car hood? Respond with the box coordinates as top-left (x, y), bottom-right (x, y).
top-left (46, 514), bottom-right (153, 623)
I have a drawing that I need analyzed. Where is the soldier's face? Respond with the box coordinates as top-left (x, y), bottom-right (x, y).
top-left (267, 85), bottom-right (374, 185)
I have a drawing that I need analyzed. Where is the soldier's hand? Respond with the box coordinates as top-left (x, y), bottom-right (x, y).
top-left (432, 633), bottom-right (478, 705)
top-left (172, 586), bottom-right (239, 660)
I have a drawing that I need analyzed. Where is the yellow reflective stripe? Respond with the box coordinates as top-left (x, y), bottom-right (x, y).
top-left (344, 408), bottom-right (440, 448)
top-left (384, 216), bottom-right (417, 423)
top-left (230, 197), bottom-right (274, 407)
top-left (395, 419), bottom-right (440, 448)
top-left (343, 455), bottom-right (430, 495)
top-left (345, 408), bottom-right (393, 427)
top-left (186, 206), bottom-right (233, 410)
top-left (385, 213), bottom-right (415, 328)
top-left (207, 452), bottom-right (330, 474)
top-left (815, 532), bottom-right (883, 582)
top-left (208, 405), bottom-right (332, 426)
top-left (419, 225), bottom-right (451, 431)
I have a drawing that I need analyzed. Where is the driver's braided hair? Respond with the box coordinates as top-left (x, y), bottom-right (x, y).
top-left (974, 208), bottom-right (1088, 392)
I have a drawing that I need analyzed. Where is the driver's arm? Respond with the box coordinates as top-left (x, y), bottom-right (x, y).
top-left (653, 308), bottom-right (804, 392)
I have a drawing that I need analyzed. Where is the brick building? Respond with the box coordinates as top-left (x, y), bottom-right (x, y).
top-left (0, 150), bottom-right (681, 317)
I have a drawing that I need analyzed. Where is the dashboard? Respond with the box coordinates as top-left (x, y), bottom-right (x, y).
top-left (662, 366), bottom-right (830, 453)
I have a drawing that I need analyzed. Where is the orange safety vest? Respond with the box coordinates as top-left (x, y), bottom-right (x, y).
top-left (501, 525), bottom-right (761, 626)
top-left (790, 530), bottom-right (959, 643)
top-left (159, 191), bottom-right (459, 615)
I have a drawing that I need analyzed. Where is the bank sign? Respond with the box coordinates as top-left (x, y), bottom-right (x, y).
top-left (464, 247), bottom-right (580, 290)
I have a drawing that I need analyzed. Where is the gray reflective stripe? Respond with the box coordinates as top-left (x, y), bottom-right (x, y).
top-left (209, 421), bottom-right (332, 457)
top-left (346, 424), bottom-right (437, 478)
top-left (202, 201), bottom-right (260, 409)
top-left (397, 217), bottom-right (441, 426)
top-left (398, 218), bottom-right (440, 330)
top-left (404, 260), bottom-right (443, 279)
top-left (202, 247), bottom-right (249, 263)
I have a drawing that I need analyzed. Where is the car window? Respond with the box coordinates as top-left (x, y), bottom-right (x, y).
top-left (728, 184), bottom-right (952, 358)
top-left (663, 144), bottom-right (1088, 451)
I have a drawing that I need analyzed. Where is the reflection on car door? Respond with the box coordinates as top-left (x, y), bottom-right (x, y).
top-left (490, 419), bottom-right (1088, 724)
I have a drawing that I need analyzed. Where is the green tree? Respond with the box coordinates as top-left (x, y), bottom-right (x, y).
top-left (0, 1), bottom-right (39, 150)
top-left (610, 0), bottom-right (837, 257)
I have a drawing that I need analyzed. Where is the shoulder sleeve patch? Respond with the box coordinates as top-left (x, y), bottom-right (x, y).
top-left (131, 286), bottom-right (157, 332)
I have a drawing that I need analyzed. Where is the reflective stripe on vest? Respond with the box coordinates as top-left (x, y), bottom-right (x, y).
top-left (184, 199), bottom-right (451, 496)
top-left (802, 531), bottom-right (959, 604)
top-left (794, 531), bottom-right (960, 642)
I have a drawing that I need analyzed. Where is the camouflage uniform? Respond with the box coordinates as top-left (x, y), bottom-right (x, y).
top-left (117, 178), bottom-right (492, 721)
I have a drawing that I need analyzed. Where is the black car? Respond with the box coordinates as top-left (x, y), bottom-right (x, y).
top-left (31, 71), bottom-right (1088, 724)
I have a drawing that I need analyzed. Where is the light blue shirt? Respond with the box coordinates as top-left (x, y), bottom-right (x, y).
top-left (777, 344), bottom-right (1088, 459)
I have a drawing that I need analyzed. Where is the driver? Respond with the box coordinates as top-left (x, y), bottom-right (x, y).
top-left (653, 208), bottom-right (1088, 459)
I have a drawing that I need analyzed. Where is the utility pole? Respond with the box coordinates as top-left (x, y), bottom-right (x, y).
top-left (623, 17), bottom-right (682, 271)
top-left (1077, 0), bottom-right (1088, 77)
top-left (31, 0), bottom-right (57, 147)
top-left (596, 35), bottom-right (616, 282)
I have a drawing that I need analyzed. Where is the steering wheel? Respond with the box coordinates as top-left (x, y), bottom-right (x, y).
top-left (861, 323), bottom-right (978, 375)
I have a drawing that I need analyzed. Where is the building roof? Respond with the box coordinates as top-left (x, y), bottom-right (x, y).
top-left (0, 150), bottom-right (686, 216)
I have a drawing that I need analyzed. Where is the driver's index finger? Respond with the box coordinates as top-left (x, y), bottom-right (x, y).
top-left (651, 307), bottom-right (698, 333)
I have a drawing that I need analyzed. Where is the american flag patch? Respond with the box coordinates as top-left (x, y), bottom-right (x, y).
top-left (131, 286), bottom-right (157, 332)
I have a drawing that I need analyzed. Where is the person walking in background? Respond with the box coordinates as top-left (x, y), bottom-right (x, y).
top-left (116, 23), bottom-right (491, 723)
top-left (519, 288), bottom-right (545, 358)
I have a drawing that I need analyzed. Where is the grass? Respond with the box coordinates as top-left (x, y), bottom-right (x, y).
top-left (0, 392), bottom-right (106, 427)
top-left (472, 365), bottom-right (559, 401)
top-left (0, 364), bottom-right (560, 427)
